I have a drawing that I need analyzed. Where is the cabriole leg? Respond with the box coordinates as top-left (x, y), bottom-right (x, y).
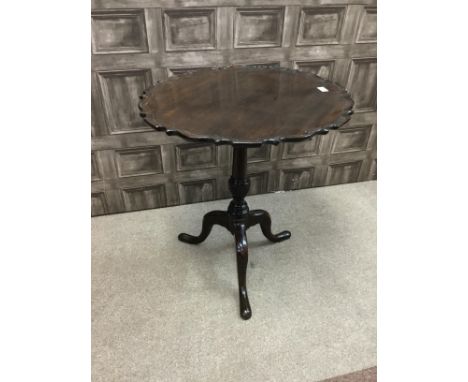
top-left (178, 210), bottom-right (229, 244)
top-left (178, 146), bottom-right (291, 320)
top-left (248, 209), bottom-right (291, 242)
top-left (234, 223), bottom-right (251, 320)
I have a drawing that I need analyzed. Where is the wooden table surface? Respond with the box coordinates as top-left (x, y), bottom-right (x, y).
top-left (139, 66), bottom-right (354, 147)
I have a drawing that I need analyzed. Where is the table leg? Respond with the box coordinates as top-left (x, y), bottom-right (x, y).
top-left (248, 209), bottom-right (291, 242)
top-left (178, 210), bottom-right (229, 244)
top-left (177, 146), bottom-right (291, 320)
top-left (234, 223), bottom-right (251, 320)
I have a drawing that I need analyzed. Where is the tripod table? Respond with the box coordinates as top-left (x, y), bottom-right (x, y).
top-left (139, 66), bottom-right (354, 320)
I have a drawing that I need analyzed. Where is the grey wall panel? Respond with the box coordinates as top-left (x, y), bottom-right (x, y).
top-left (91, 1), bottom-right (377, 216)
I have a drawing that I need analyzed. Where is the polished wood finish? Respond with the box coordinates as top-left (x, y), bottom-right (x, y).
top-left (139, 66), bottom-right (353, 147)
top-left (139, 66), bottom-right (354, 320)
top-left (178, 147), bottom-right (291, 319)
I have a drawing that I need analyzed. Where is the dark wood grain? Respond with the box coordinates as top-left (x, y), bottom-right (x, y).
top-left (139, 66), bottom-right (353, 147)
top-left (178, 146), bottom-right (291, 320)
top-left (140, 66), bottom-right (354, 320)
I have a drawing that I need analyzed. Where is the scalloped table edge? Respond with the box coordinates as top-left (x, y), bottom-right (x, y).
top-left (138, 66), bottom-right (355, 147)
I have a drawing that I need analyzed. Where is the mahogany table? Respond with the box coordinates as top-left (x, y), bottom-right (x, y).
top-left (139, 66), bottom-right (354, 320)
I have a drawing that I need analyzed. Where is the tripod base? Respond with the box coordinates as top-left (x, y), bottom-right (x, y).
top-left (178, 206), bottom-right (291, 320)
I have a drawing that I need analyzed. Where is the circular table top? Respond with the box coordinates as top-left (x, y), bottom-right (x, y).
top-left (139, 66), bottom-right (354, 147)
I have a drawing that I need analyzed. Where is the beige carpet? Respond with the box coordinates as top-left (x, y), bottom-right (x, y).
top-left (92, 181), bottom-right (376, 382)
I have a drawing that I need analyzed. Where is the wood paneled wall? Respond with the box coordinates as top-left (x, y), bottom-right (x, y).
top-left (91, 0), bottom-right (377, 216)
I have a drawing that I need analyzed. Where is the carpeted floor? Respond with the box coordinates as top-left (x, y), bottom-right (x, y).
top-left (92, 181), bottom-right (376, 382)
